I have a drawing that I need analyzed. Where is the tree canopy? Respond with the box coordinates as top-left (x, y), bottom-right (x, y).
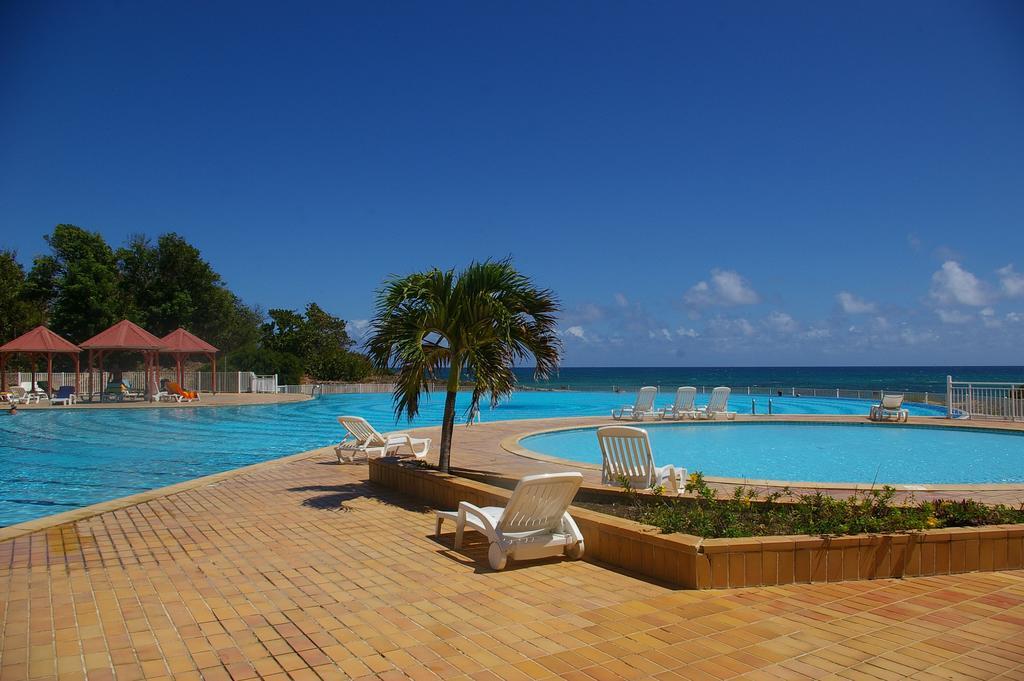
top-left (1, 225), bottom-right (372, 382)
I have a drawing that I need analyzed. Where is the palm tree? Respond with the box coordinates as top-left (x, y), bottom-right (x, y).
top-left (367, 260), bottom-right (561, 473)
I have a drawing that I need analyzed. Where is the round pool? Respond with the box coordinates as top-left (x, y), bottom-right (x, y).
top-left (519, 422), bottom-right (1024, 485)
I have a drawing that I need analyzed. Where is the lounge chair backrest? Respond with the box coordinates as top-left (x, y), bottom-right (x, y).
top-left (9, 387), bottom-right (27, 398)
top-left (20, 382), bottom-right (41, 393)
top-left (635, 386), bottom-right (658, 411)
top-left (882, 393), bottom-right (904, 409)
top-left (337, 416), bottom-right (386, 445)
top-left (597, 425), bottom-right (657, 488)
top-left (497, 472), bottom-right (582, 534)
top-left (54, 386), bottom-right (74, 398)
top-left (706, 387), bottom-right (731, 412)
top-left (672, 386), bottom-right (697, 411)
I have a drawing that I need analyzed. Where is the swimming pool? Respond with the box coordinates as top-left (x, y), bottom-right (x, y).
top-left (0, 391), bottom-right (945, 526)
top-left (520, 422), bottom-right (1024, 485)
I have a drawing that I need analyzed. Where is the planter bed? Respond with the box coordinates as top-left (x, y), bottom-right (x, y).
top-left (370, 458), bottom-right (1024, 589)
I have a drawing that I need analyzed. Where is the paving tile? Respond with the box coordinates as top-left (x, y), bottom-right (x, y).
top-left (0, 440), bottom-right (1022, 681)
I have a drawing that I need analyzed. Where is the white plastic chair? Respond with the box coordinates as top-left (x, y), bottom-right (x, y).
top-left (435, 472), bottom-right (585, 571)
top-left (9, 386), bottom-right (38, 404)
top-left (659, 386), bottom-right (697, 420)
top-left (597, 425), bottom-right (684, 493)
top-left (695, 387), bottom-right (736, 420)
top-left (334, 415), bottom-right (432, 463)
top-left (870, 394), bottom-right (908, 422)
top-left (611, 386), bottom-right (659, 421)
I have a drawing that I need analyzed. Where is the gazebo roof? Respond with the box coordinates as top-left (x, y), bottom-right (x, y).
top-left (79, 320), bottom-right (164, 351)
top-left (0, 326), bottom-right (81, 354)
top-left (160, 328), bottom-right (218, 354)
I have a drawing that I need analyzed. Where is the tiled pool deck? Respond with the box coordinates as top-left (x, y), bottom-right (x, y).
top-left (2, 415), bottom-right (1024, 680)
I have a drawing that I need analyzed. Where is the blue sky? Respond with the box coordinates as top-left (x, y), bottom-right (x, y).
top-left (2, 1), bottom-right (1023, 366)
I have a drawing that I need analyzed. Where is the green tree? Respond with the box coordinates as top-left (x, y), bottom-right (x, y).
top-left (367, 260), bottom-right (561, 472)
top-left (26, 225), bottom-right (124, 341)
top-left (226, 345), bottom-right (305, 385)
top-left (261, 303), bottom-right (364, 381)
top-left (116, 232), bottom-right (256, 346)
top-left (0, 250), bottom-right (39, 343)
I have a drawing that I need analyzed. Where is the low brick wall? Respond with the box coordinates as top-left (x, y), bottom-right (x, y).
top-left (369, 459), bottom-right (1024, 589)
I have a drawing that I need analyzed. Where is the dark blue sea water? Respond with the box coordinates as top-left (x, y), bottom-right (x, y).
top-left (509, 366), bottom-right (1024, 393)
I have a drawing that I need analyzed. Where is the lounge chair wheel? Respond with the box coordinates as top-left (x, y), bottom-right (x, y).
top-left (564, 541), bottom-right (584, 560)
top-left (488, 543), bottom-right (508, 571)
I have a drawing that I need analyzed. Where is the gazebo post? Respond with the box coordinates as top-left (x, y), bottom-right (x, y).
top-left (73, 354), bottom-right (80, 396)
top-left (211, 353), bottom-right (217, 394)
top-left (47, 352), bottom-right (53, 399)
top-left (31, 354), bottom-right (37, 394)
top-left (1, 353), bottom-right (6, 392)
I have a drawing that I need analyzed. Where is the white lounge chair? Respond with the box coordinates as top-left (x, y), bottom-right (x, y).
top-left (50, 386), bottom-right (76, 406)
top-left (434, 472), bottom-right (585, 571)
top-left (597, 425), bottom-right (684, 493)
top-left (611, 386), bottom-right (659, 421)
top-left (870, 393), bottom-right (908, 422)
top-left (695, 386), bottom-right (736, 420)
top-left (8, 386), bottom-right (38, 404)
top-left (334, 415), bottom-right (432, 463)
top-left (659, 386), bottom-right (698, 420)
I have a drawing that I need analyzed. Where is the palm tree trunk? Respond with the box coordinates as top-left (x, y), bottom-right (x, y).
top-left (437, 362), bottom-right (461, 473)
top-left (438, 388), bottom-right (458, 473)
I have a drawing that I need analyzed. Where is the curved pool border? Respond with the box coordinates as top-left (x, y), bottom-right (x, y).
top-left (502, 415), bottom-right (1024, 493)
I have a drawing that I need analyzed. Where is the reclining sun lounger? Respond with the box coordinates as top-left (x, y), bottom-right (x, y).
top-left (50, 386), bottom-right (76, 406)
top-left (435, 472), bottom-right (585, 570)
top-left (870, 393), bottom-right (908, 422)
top-left (597, 425), bottom-right (684, 493)
top-left (611, 386), bottom-right (659, 421)
top-left (659, 386), bottom-right (698, 420)
top-left (334, 415), bottom-right (432, 463)
top-left (694, 386), bottom-right (736, 420)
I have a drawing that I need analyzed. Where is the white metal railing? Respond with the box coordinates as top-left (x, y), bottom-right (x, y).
top-left (251, 374), bottom-right (278, 393)
top-left (277, 382), bottom-right (434, 395)
top-left (946, 375), bottom-right (1023, 421)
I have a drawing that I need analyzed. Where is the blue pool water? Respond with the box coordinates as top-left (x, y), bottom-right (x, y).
top-left (0, 391), bottom-right (946, 526)
top-left (521, 422), bottom-right (1024, 485)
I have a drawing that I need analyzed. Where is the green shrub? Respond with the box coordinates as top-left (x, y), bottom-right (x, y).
top-left (618, 471), bottom-right (1024, 539)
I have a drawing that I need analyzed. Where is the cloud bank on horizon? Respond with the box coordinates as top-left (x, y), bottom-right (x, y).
top-left (555, 248), bottom-right (1024, 366)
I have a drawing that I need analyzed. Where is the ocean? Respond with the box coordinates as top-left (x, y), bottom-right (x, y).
top-left (509, 366), bottom-right (1024, 394)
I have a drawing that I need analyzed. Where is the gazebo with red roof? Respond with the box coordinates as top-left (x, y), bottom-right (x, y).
top-left (0, 326), bottom-right (82, 395)
top-left (80, 320), bottom-right (164, 400)
top-left (161, 328), bottom-right (219, 394)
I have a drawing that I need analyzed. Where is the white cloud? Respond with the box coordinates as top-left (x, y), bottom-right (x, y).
top-left (346, 319), bottom-right (369, 337)
top-left (565, 325), bottom-right (587, 340)
top-left (900, 328), bottom-right (937, 345)
top-left (936, 309), bottom-right (972, 324)
top-left (803, 327), bottom-right (831, 340)
top-left (930, 261), bottom-right (989, 306)
top-left (1006, 312), bottom-right (1023, 323)
top-left (613, 293), bottom-right (629, 307)
top-left (684, 269), bottom-right (759, 306)
top-left (707, 317), bottom-right (756, 337)
top-left (675, 327), bottom-right (699, 338)
top-left (647, 328), bottom-right (673, 342)
top-left (980, 307), bottom-right (1001, 328)
top-left (765, 312), bottom-right (798, 335)
top-left (998, 265), bottom-right (1024, 298)
top-left (836, 291), bottom-right (876, 314)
